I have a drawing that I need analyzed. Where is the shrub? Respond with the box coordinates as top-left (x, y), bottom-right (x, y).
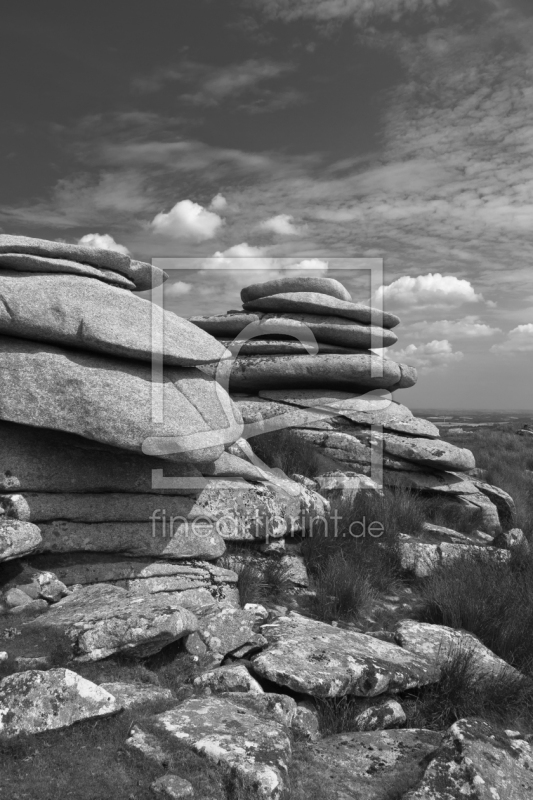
top-left (403, 646), bottom-right (533, 732)
top-left (301, 489), bottom-right (406, 622)
top-left (415, 551), bottom-right (533, 674)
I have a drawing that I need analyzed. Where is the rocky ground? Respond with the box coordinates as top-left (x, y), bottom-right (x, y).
top-left (1, 248), bottom-right (532, 799)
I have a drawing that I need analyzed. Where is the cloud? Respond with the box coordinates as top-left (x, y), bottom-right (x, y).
top-left (405, 316), bottom-right (501, 339)
top-left (375, 273), bottom-right (485, 310)
top-left (259, 214), bottom-right (304, 236)
top-left (209, 194), bottom-right (228, 211)
top-left (164, 280), bottom-right (192, 298)
top-left (491, 324), bottom-right (533, 354)
top-left (150, 200), bottom-right (224, 241)
top-left (77, 233), bottom-right (130, 255)
top-left (134, 59), bottom-right (294, 107)
top-left (201, 243), bottom-right (276, 271)
top-left (254, 0), bottom-right (455, 24)
top-left (388, 339), bottom-right (464, 373)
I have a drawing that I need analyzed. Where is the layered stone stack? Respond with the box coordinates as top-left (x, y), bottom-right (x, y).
top-left (191, 274), bottom-right (516, 537)
top-left (0, 236), bottom-right (326, 642)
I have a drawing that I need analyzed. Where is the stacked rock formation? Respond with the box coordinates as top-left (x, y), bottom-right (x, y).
top-left (191, 275), bottom-right (516, 535)
top-left (0, 235), bottom-right (326, 636)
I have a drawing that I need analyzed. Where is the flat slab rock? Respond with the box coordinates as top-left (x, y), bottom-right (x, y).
top-left (251, 613), bottom-right (439, 697)
top-left (0, 420), bottom-right (201, 495)
top-left (243, 291), bottom-right (401, 328)
top-left (0, 233), bottom-right (166, 292)
top-left (405, 718), bottom-right (533, 800)
top-left (147, 695), bottom-right (292, 800)
top-left (241, 275), bottom-right (353, 303)
top-left (0, 668), bottom-right (121, 737)
top-left (294, 728), bottom-right (442, 800)
top-left (0, 337), bottom-right (232, 464)
top-left (257, 390), bottom-right (440, 438)
top-left (202, 352), bottom-right (402, 393)
top-left (0, 519), bottom-right (42, 562)
top-left (394, 620), bottom-right (519, 681)
top-left (25, 583), bottom-right (199, 661)
top-left (192, 312), bottom-right (398, 351)
top-left (36, 519), bottom-right (225, 560)
top-left (0, 271), bottom-right (225, 366)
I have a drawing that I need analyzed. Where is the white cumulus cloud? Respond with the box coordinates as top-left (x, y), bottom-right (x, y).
top-left (259, 214), bottom-right (304, 235)
top-left (201, 243), bottom-right (276, 271)
top-left (150, 200), bottom-right (223, 241)
top-left (209, 193), bottom-right (228, 211)
top-left (491, 324), bottom-right (533, 354)
top-left (164, 281), bottom-right (192, 298)
top-left (388, 339), bottom-right (464, 373)
top-left (77, 233), bottom-right (130, 255)
top-left (374, 273), bottom-right (484, 310)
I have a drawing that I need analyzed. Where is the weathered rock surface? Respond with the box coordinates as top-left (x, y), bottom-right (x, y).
top-left (193, 664), bottom-right (264, 694)
top-left (36, 519), bottom-right (226, 560)
top-left (204, 352), bottom-right (402, 393)
top-left (198, 606), bottom-right (266, 657)
top-left (493, 527), bottom-right (529, 551)
top-left (38, 555), bottom-right (235, 591)
top-left (0, 271), bottom-right (228, 366)
top-left (350, 697), bottom-right (407, 732)
top-left (150, 774), bottom-right (194, 799)
top-left (219, 338), bottom-right (362, 355)
top-left (405, 718), bottom-right (533, 800)
top-left (257, 390), bottom-right (440, 438)
top-left (99, 682), bottom-right (175, 710)
top-left (148, 695), bottom-right (292, 800)
top-left (244, 291), bottom-right (401, 328)
top-left (241, 275), bottom-right (352, 303)
top-left (221, 691), bottom-right (297, 728)
top-left (399, 534), bottom-right (510, 577)
top-left (199, 451), bottom-right (268, 482)
top-left (0, 252), bottom-right (136, 288)
top-left (187, 480), bottom-right (328, 541)
top-left (0, 337), bottom-right (229, 463)
top-left (395, 620), bottom-right (519, 680)
top-left (0, 421), bottom-right (201, 494)
top-left (192, 312), bottom-right (398, 349)
top-left (258, 425), bottom-right (474, 474)
top-left (25, 584), bottom-right (199, 660)
top-left (0, 520), bottom-right (42, 562)
top-left (251, 613), bottom-right (438, 697)
top-left (472, 479), bottom-right (517, 529)
top-left (0, 233), bottom-right (167, 291)
top-left (0, 668), bottom-right (120, 737)
top-left (294, 728), bottom-right (442, 800)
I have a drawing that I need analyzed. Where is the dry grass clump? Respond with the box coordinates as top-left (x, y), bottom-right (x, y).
top-left (403, 646), bottom-right (533, 732)
top-left (301, 489), bottom-right (409, 622)
top-left (414, 550), bottom-right (533, 674)
top-left (221, 552), bottom-right (294, 608)
top-left (0, 710), bottom-right (227, 800)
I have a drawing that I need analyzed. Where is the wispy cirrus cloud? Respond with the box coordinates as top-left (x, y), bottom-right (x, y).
top-left (133, 58), bottom-right (298, 109)
top-left (252, 0), bottom-right (456, 24)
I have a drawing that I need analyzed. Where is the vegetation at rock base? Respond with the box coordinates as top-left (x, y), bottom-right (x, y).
top-left (444, 425), bottom-right (533, 538)
top-left (402, 646), bottom-right (533, 731)
top-left (414, 550), bottom-right (533, 674)
top-left (0, 710), bottom-right (227, 800)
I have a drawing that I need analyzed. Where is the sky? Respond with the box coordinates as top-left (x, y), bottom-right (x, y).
top-left (1, 0), bottom-right (532, 410)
